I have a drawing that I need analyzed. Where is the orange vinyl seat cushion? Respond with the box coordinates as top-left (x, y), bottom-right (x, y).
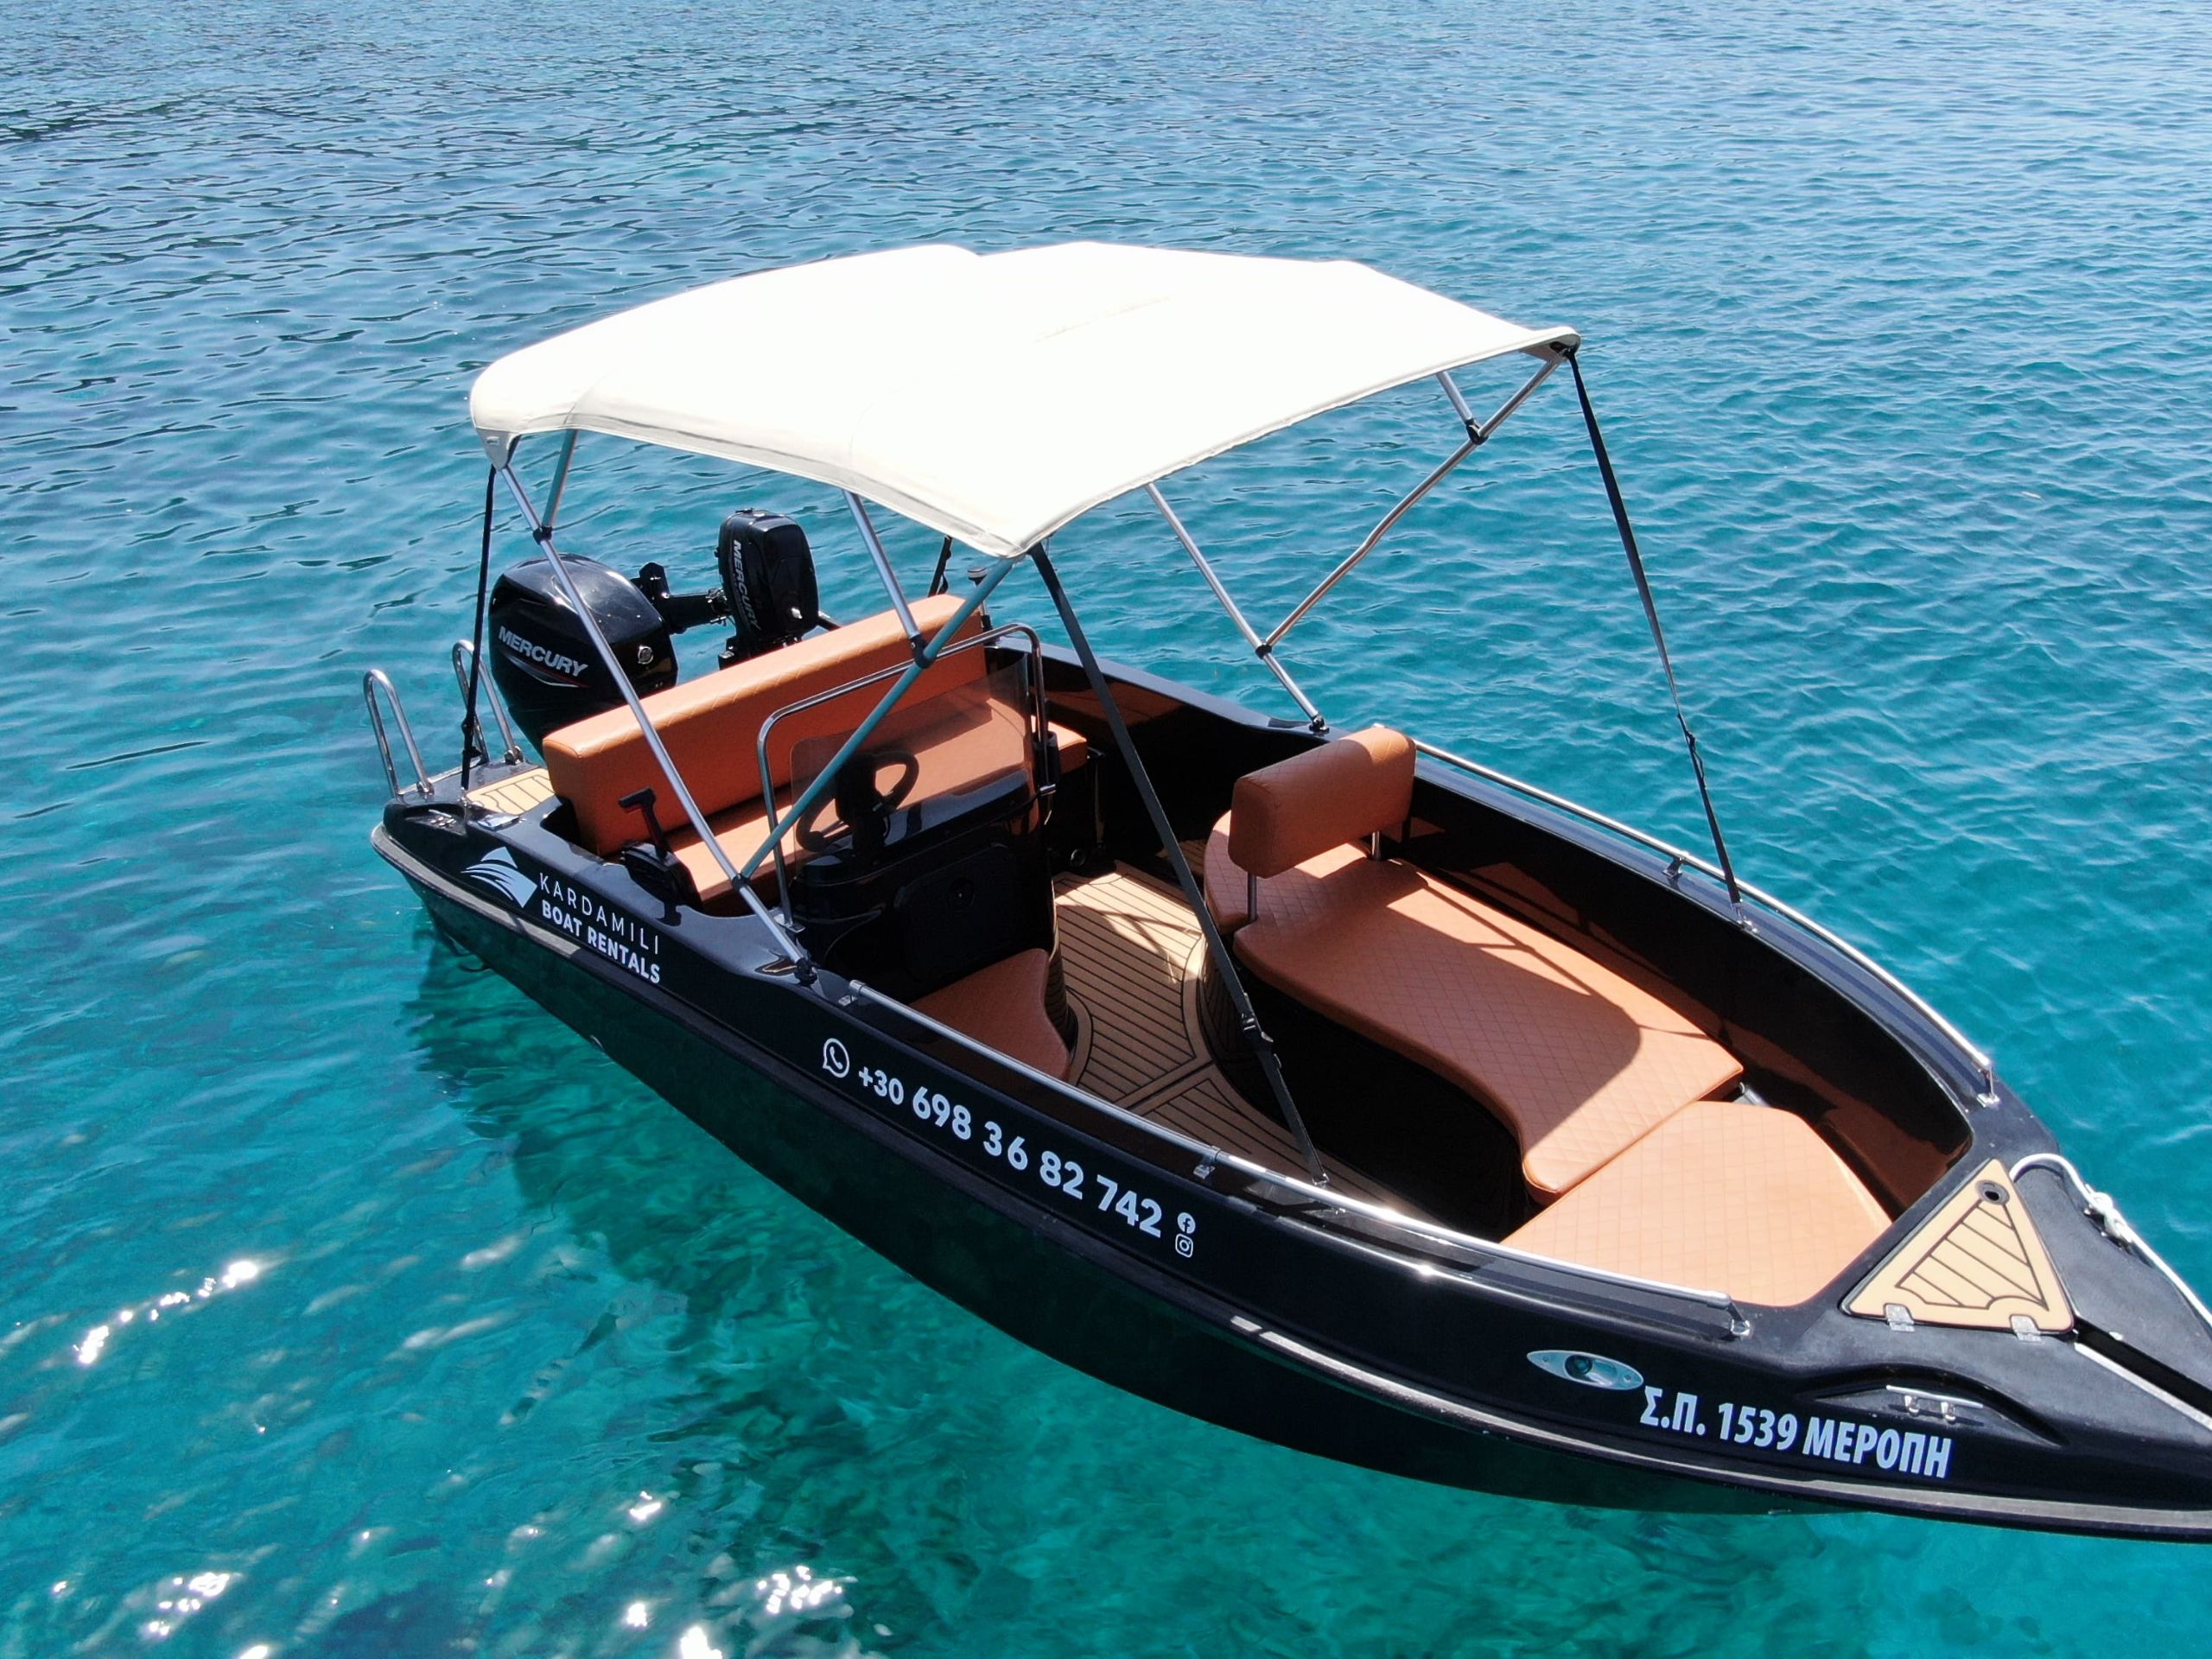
top-left (913, 948), bottom-right (1072, 1080)
top-left (1502, 1098), bottom-right (1889, 1306)
top-left (1205, 733), bottom-right (1742, 1196)
top-left (543, 593), bottom-right (988, 857)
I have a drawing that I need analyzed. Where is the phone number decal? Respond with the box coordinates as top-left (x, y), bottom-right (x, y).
top-left (823, 1039), bottom-right (1198, 1259)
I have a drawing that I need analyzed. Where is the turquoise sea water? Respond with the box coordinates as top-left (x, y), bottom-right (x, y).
top-left (6, 1), bottom-right (2212, 1652)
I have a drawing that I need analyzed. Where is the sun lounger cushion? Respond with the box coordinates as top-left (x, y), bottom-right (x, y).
top-left (1502, 1098), bottom-right (1888, 1305)
top-left (1205, 728), bottom-right (1742, 1196)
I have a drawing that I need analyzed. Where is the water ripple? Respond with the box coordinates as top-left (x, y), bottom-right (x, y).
top-left (3, 1), bottom-right (2210, 1654)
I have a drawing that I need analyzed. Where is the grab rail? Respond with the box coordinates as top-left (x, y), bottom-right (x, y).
top-left (450, 641), bottom-right (524, 766)
top-left (2012, 1154), bottom-right (2212, 1339)
top-left (363, 670), bottom-right (431, 798)
top-left (1410, 737), bottom-right (1998, 1103)
top-left (752, 624), bottom-right (1049, 924)
top-left (844, 979), bottom-right (1745, 1325)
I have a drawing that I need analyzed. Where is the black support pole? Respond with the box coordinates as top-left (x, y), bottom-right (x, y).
top-left (1031, 543), bottom-right (1328, 1185)
top-left (1566, 349), bottom-right (1745, 913)
top-left (460, 466), bottom-right (497, 799)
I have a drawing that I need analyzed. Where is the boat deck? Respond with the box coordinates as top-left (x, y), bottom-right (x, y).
top-left (1052, 865), bottom-right (1402, 1208)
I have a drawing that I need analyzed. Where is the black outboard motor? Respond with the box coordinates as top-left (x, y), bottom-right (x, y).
top-left (717, 510), bottom-right (820, 664)
top-left (486, 512), bottom-right (823, 750)
top-left (486, 556), bottom-right (680, 750)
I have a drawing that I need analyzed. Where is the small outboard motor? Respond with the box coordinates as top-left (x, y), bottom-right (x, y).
top-left (717, 510), bottom-right (820, 664)
top-left (486, 511), bottom-right (823, 750)
top-left (486, 556), bottom-right (680, 750)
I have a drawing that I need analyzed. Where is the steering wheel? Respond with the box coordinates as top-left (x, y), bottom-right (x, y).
top-left (795, 747), bottom-right (922, 855)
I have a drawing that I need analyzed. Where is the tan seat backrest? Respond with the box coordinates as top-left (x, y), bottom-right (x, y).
top-left (1228, 726), bottom-right (1414, 880)
top-left (545, 594), bottom-right (986, 855)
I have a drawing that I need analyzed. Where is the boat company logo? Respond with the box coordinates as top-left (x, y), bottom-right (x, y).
top-left (495, 625), bottom-right (589, 683)
top-left (464, 846), bottom-right (539, 908)
top-left (1528, 1350), bottom-right (1645, 1392)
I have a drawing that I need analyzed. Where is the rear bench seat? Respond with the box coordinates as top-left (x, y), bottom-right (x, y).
top-left (1205, 727), bottom-right (1890, 1302)
top-left (543, 594), bottom-right (1084, 901)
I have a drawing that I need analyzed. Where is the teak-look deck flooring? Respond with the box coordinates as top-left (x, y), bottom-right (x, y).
top-left (1053, 866), bottom-right (1401, 1207)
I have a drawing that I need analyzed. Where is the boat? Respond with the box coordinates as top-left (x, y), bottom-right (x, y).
top-left (365, 242), bottom-right (2212, 1537)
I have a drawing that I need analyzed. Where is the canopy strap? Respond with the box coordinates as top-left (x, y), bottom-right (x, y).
top-left (460, 466), bottom-right (497, 796)
top-left (1032, 543), bottom-right (1328, 1185)
top-left (1566, 349), bottom-right (1744, 914)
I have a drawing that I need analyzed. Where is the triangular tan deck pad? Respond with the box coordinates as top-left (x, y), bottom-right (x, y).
top-left (1847, 1160), bottom-right (2072, 1332)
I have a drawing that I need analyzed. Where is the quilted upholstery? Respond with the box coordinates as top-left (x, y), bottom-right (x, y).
top-left (913, 947), bottom-right (1073, 1080)
top-left (1228, 726), bottom-right (1413, 878)
top-left (1206, 814), bottom-right (1742, 1196)
top-left (1503, 1098), bottom-right (1889, 1305)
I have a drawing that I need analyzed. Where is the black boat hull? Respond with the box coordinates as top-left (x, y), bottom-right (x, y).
top-left (377, 810), bottom-right (2212, 1540)
top-left (406, 855), bottom-right (1779, 1514)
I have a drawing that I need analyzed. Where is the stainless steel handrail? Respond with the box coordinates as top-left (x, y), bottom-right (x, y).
top-left (1410, 737), bottom-right (1998, 1097)
top-left (845, 980), bottom-right (1743, 1319)
top-left (752, 623), bottom-right (1048, 922)
top-left (449, 641), bottom-right (524, 765)
top-left (363, 670), bottom-right (431, 797)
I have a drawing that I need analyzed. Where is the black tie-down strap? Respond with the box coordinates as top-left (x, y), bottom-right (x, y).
top-left (1566, 349), bottom-right (1744, 912)
top-left (460, 466), bottom-right (497, 795)
top-left (1032, 543), bottom-right (1328, 1185)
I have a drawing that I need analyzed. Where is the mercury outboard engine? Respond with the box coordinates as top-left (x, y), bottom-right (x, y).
top-left (487, 556), bottom-right (680, 750)
top-left (716, 509), bottom-right (820, 665)
top-left (486, 512), bottom-right (822, 750)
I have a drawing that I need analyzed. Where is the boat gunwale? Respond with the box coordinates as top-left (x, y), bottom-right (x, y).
top-left (373, 815), bottom-right (1752, 1320)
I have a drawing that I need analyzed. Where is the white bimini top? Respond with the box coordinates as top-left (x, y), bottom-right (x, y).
top-left (469, 242), bottom-right (1576, 559)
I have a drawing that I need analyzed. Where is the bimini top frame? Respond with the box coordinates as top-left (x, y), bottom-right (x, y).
top-left (468, 242), bottom-right (1577, 559)
top-left (455, 241), bottom-right (1999, 1203)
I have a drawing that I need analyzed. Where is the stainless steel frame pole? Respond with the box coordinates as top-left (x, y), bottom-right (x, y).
top-left (1031, 543), bottom-right (1327, 1185)
top-left (1264, 354), bottom-right (1564, 652)
top-left (1264, 435), bottom-right (1478, 650)
top-left (1459, 354), bottom-right (1561, 444)
top-left (735, 557), bottom-right (1014, 883)
top-left (846, 492), bottom-right (924, 654)
top-left (1146, 483), bottom-right (1329, 732)
top-left (543, 430), bottom-right (579, 531)
top-left (496, 464), bottom-right (810, 968)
